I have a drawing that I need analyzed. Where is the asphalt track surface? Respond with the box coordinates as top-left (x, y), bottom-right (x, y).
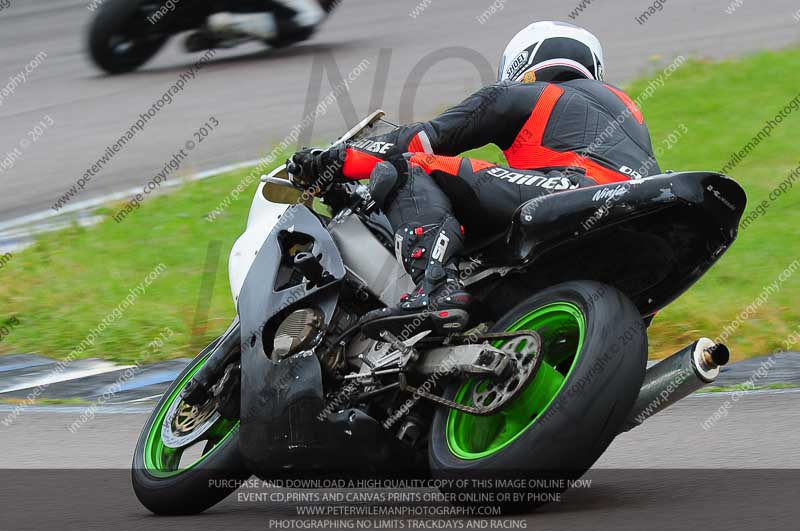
top-left (1, 0), bottom-right (800, 223)
top-left (1, 391), bottom-right (798, 530)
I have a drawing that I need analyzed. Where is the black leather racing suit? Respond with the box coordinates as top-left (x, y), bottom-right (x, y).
top-left (341, 78), bottom-right (660, 298)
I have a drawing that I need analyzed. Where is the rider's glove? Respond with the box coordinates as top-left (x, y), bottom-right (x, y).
top-left (288, 144), bottom-right (346, 195)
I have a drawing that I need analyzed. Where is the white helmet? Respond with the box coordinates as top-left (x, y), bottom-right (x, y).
top-left (498, 21), bottom-right (604, 83)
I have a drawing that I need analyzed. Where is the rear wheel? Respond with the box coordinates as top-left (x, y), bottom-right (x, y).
top-left (131, 339), bottom-right (249, 515)
top-left (88, 0), bottom-right (170, 74)
top-left (429, 281), bottom-right (647, 510)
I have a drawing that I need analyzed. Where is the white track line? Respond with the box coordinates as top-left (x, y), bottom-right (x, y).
top-left (0, 159), bottom-right (263, 233)
top-left (0, 360), bottom-right (134, 394)
top-left (117, 394), bottom-right (164, 404)
top-left (0, 404), bottom-right (153, 414)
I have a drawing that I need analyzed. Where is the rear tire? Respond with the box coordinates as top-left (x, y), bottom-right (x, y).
top-left (131, 339), bottom-right (249, 515)
top-left (429, 281), bottom-right (647, 511)
top-left (88, 0), bottom-right (169, 74)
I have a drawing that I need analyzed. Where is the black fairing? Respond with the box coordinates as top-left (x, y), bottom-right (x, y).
top-left (482, 172), bottom-right (746, 317)
top-left (237, 205), bottom-right (348, 474)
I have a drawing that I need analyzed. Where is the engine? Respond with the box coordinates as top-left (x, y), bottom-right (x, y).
top-left (272, 308), bottom-right (325, 360)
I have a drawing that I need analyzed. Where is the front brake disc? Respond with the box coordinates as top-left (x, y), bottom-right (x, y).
top-left (160, 397), bottom-right (221, 449)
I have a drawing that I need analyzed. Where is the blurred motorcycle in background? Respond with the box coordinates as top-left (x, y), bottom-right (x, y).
top-left (88, 0), bottom-right (340, 74)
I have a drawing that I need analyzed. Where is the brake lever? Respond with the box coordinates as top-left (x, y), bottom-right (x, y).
top-left (263, 175), bottom-right (297, 188)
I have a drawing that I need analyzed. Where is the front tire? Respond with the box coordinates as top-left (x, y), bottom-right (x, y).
top-left (131, 339), bottom-right (249, 515)
top-left (429, 281), bottom-right (647, 510)
top-left (88, 0), bottom-right (169, 74)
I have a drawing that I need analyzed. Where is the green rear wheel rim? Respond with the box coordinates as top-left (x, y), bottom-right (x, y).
top-left (143, 353), bottom-right (239, 478)
top-left (446, 302), bottom-right (586, 460)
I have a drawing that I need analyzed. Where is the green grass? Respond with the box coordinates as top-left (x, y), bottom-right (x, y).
top-left (0, 168), bottom-right (260, 363)
top-left (1, 49), bottom-right (799, 363)
top-left (0, 397), bottom-right (90, 406)
top-left (627, 50), bottom-right (800, 359)
top-left (698, 383), bottom-right (796, 394)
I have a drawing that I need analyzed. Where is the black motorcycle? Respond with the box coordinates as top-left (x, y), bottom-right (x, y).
top-left (131, 111), bottom-right (745, 514)
top-left (88, 0), bottom-right (339, 74)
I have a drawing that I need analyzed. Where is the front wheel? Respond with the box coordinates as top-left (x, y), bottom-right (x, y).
top-left (429, 281), bottom-right (647, 510)
top-left (88, 0), bottom-right (170, 74)
top-left (131, 338), bottom-right (249, 515)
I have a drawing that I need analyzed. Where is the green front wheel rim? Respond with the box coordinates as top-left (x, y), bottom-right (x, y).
top-left (446, 302), bottom-right (586, 460)
top-left (142, 353), bottom-right (239, 478)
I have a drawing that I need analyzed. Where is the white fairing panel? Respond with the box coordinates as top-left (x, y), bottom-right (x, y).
top-left (228, 110), bottom-right (388, 308)
top-left (228, 181), bottom-right (290, 306)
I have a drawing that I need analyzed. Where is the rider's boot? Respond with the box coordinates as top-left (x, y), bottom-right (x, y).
top-left (360, 215), bottom-right (472, 341)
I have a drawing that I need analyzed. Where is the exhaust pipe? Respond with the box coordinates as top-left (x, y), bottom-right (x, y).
top-left (620, 338), bottom-right (729, 432)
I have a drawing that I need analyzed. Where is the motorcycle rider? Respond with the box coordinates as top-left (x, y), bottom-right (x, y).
top-left (203, 0), bottom-right (328, 45)
top-left (290, 21), bottom-right (661, 339)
